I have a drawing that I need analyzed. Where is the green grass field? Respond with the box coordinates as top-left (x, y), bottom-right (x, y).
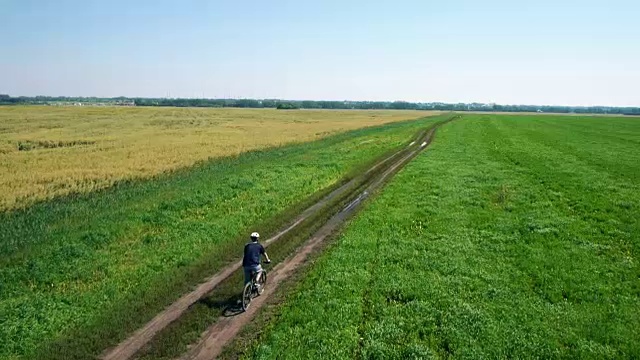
top-left (242, 114), bottom-right (640, 359)
top-left (0, 115), bottom-right (443, 360)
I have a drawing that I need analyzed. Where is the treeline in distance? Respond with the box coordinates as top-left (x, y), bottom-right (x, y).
top-left (1, 95), bottom-right (638, 115)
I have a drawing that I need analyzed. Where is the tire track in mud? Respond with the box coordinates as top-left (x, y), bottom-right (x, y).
top-left (102, 116), bottom-right (457, 360)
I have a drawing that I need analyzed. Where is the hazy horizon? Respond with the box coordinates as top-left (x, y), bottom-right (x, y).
top-left (2, 0), bottom-right (639, 107)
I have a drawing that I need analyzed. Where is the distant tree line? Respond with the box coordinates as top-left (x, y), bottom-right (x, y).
top-left (1, 95), bottom-right (639, 115)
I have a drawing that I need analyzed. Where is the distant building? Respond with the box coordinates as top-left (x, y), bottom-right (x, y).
top-left (115, 100), bottom-right (136, 106)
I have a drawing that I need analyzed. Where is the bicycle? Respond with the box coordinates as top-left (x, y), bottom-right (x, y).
top-left (241, 261), bottom-right (269, 311)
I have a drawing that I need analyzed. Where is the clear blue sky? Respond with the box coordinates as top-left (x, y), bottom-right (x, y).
top-left (1, 0), bottom-right (639, 106)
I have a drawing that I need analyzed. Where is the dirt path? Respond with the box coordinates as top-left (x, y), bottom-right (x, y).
top-left (177, 120), bottom-right (454, 360)
top-left (101, 117), bottom-right (455, 360)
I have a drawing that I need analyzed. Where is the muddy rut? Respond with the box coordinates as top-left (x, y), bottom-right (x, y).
top-left (101, 116), bottom-right (456, 360)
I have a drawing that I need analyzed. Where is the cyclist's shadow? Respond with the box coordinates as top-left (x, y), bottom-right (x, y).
top-left (198, 295), bottom-right (244, 317)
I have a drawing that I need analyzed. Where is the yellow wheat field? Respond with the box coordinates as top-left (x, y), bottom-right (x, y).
top-left (0, 106), bottom-right (435, 210)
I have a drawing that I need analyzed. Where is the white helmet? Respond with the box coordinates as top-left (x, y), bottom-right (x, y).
top-left (250, 232), bottom-right (260, 240)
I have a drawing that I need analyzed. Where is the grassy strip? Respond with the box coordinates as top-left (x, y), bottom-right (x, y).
top-left (242, 114), bottom-right (640, 359)
top-left (131, 117), bottom-right (455, 359)
top-left (0, 115), bottom-right (445, 359)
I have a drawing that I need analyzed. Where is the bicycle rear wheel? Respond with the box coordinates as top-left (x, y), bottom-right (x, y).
top-left (257, 270), bottom-right (267, 295)
top-left (241, 282), bottom-right (252, 311)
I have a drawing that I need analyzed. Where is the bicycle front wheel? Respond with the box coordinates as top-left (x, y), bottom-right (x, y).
top-left (241, 282), bottom-right (252, 311)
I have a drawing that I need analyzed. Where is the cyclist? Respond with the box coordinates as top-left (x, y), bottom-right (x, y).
top-left (243, 232), bottom-right (271, 289)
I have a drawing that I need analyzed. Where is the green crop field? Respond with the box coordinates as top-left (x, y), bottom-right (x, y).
top-left (0, 114), bottom-right (443, 360)
top-left (242, 114), bottom-right (640, 359)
